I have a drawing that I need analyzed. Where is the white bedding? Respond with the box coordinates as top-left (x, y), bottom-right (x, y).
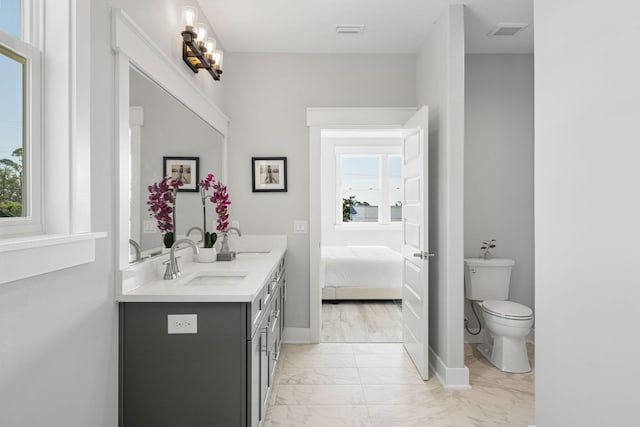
top-left (321, 245), bottom-right (403, 289)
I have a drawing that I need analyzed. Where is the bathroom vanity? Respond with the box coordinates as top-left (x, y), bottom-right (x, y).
top-left (117, 235), bottom-right (286, 427)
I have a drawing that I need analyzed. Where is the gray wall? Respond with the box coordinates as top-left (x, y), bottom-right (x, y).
top-left (415, 4), bottom-right (467, 377)
top-left (223, 53), bottom-right (416, 327)
top-left (535, 0), bottom-right (640, 424)
top-left (464, 54), bottom-right (534, 332)
top-left (130, 69), bottom-right (224, 251)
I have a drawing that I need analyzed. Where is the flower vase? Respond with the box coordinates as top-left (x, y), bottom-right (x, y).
top-left (163, 232), bottom-right (175, 249)
top-left (483, 251), bottom-right (492, 260)
top-left (220, 231), bottom-right (230, 252)
top-left (197, 247), bottom-right (218, 263)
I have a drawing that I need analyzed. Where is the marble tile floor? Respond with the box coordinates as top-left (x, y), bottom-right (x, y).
top-left (321, 301), bottom-right (402, 343)
top-left (265, 342), bottom-right (534, 427)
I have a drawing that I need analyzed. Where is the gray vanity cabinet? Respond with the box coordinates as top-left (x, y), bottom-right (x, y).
top-left (119, 259), bottom-right (285, 427)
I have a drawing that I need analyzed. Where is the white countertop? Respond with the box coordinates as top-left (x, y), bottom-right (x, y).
top-left (116, 235), bottom-right (286, 303)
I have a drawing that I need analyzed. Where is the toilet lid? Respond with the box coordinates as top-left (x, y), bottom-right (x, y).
top-left (482, 300), bottom-right (533, 320)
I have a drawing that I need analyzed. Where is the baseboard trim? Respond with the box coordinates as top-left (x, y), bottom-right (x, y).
top-left (428, 346), bottom-right (471, 388)
top-left (283, 327), bottom-right (313, 343)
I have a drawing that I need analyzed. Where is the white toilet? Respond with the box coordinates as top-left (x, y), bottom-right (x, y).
top-left (464, 258), bottom-right (533, 373)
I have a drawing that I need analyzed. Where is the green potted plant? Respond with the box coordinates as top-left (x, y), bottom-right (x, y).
top-left (481, 239), bottom-right (496, 259)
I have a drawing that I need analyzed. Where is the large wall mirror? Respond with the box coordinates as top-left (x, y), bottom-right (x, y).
top-left (113, 9), bottom-right (229, 271)
top-left (129, 67), bottom-right (224, 261)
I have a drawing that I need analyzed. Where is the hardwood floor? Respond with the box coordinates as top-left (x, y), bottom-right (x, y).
top-left (321, 300), bottom-right (402, 343)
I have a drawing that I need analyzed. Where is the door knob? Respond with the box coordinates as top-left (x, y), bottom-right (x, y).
top-left (413, 251), bottom-right (435, 260)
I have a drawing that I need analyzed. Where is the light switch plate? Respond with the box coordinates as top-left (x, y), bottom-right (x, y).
top-left (294, 220), bottom-right (308, 234)
top-left (167, 314), bottom-right (198, 334)
top-left (143, 220), bottom-right (158, 234)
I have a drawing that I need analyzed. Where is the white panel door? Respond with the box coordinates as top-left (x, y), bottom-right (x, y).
top-left (401, 106), bottom-right (430, 380)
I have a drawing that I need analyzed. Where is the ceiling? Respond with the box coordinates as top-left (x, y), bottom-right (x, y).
top-left (199, 0), bottom-right (533, 54)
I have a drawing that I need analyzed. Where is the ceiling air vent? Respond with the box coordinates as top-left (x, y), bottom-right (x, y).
top-left (336, 25), bottom-right (365, 34)
top-left (487, 23), bottom-right (528, 37)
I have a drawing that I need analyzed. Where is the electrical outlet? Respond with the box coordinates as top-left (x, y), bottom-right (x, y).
top-left (167, 314), bottom-right (198, 334)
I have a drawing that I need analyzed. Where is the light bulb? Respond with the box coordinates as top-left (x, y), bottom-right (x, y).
top-left (182, 6), bottom-right (197, 30)
top-left (205, 37), bottom-right (217, 54)
top-left (196, 23), bottom-right (207, 41)
top-left (213, 50), bottom-right (224, 70)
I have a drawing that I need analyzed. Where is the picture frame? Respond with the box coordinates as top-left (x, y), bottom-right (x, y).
top-left (252, 157), bottom-right (287, 192)
top-left (163, 156), bottom-right (199, 192)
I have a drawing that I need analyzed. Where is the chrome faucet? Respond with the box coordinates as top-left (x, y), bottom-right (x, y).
top-left (163, 239), bottom-right (200, 280)
top-left (129, 239), bottom-right (142, 262)
top-left (226, 226), bottom-right (242, 237)
top-left (186, 226), bottom-right (204, 243)
top-left (220, 227), bottom-right (242, 253)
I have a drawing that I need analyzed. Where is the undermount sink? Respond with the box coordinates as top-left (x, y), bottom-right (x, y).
top-left (181, 273), bottom-right (248, 287)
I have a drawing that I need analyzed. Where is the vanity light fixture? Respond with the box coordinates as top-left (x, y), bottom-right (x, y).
top-left (180, 6), bottom-right (223, 81)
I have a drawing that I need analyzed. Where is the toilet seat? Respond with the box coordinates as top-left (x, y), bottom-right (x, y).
top-left (482, 300), bottom-right (533, 320)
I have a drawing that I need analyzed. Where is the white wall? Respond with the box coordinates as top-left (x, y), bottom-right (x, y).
top-left (415, 4), bottom-right (467, 383)
top-left (320, 136), bottom-right (403, 252)
top-left (535, 0), bottom-right (640, 425)
top-left (464, 54), bottom-right (534, 332)
top-left (0, 1), bottom-right (228, 425)
top-left (130, 69), bottom-right (224, 251)
top-left (224, 53), bottom-right (416, 327)
top-left (0, 1), bottom-right (117, 425)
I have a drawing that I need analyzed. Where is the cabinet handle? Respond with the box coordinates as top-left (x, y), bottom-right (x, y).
top-left (271, 350), bottom-right (279, 362)
top-left (260, 326), bottom-right (269, 352)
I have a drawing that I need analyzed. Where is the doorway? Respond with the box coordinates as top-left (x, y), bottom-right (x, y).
top-left (319, 129), bottom-right (404, 343)
top-left (307, 108), bottom-right (417, 344)
top-left (307, 107), bottom-right (432, 380)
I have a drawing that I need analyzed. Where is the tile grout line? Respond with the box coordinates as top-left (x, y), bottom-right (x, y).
top-left (355, 353), bottom-right (375, 426)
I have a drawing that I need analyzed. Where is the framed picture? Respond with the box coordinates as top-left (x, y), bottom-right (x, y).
top-left (163, 156), bottom-right (199, 192)
top-left (252, 157), bottom-right (287, 192)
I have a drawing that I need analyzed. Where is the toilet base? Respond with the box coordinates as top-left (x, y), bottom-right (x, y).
top-left (478, 336), bottom-right (531, 374)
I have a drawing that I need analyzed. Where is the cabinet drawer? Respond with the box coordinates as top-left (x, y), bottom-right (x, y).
top-left (250, 285), bottom-right (267, 336)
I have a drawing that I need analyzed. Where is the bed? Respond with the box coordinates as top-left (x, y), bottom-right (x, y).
top-left (321, 245), bottom-right (403, 300)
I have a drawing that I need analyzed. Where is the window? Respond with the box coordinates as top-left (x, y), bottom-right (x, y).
top-left (341, 156), bottom-right (381, 222)
top-left (337, 149), bottom-right (402, 226)
top-left (0, 0), bottom-right (21, 38)
top-left (0, 0), bottom-right (104, 285)
top-left (0, 0), bottom-right (42, 234)
top-left (0, 47), bottom-right (24, 218)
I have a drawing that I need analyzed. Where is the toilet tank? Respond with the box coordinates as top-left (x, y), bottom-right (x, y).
top-left (464, 258), bottom-right (515, 301)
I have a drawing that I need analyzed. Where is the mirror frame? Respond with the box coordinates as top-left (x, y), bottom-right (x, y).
top-left (112, 9), bottom-right (230, 271)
